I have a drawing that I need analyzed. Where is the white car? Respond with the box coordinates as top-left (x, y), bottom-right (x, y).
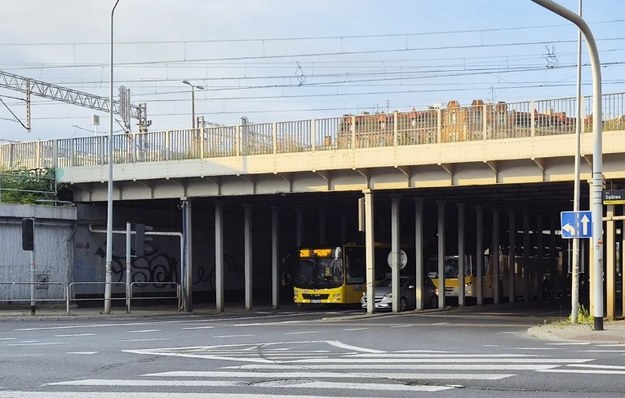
top-left (361, 276), bottom-right (438, 311)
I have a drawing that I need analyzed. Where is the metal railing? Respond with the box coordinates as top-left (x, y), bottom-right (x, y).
top-left (128, 281), bottom-right (181, 313)
top-left (1, 92), bottom-right (624, 171)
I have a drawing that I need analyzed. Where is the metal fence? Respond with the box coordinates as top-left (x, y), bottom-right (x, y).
top-left (0, 281), bottom-right (180, 315)
top-left (1, 92), bottom-right (624, 170)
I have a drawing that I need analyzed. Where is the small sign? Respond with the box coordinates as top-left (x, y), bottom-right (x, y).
top-left (603, 189), bottom-right (625, 205)
top-left (560, 211), bottom-right (592, 239)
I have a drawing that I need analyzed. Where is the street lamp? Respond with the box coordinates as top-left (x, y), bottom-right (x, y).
top-left (182, 80), bottom-right (205, 130)
top-left (531, 0), bottom-right (603, 331)
top-left (105, 0), bottom-right (121, 314)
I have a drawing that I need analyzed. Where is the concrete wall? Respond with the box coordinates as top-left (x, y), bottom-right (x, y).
top-left (0, 204), bottom-right (76, 302)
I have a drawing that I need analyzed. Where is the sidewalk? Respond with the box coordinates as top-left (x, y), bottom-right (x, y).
top-left (527, 319), bottom-right (625, 344)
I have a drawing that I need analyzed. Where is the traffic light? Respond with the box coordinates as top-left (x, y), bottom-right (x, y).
top-left (22, 218), bottom-right (34, 251)
top-left (135, 223), bottom-right (145, 257)
top-left (134, 223), bottom-right (153, 256)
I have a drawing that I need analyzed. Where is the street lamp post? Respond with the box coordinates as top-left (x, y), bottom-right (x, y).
top-left (531, 0), bottom-right (603, 330)
top-left (182, 80), bottom-right (205, 130)
top-left (105, 0), bottom-right (121, 314)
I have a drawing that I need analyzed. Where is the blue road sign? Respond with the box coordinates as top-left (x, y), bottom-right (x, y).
top-left (560, 211), bottom-right (592, 239)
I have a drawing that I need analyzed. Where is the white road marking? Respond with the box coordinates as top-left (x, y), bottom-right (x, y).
top-left (546, 342), bottom-right (591, 346)
top-left (394, 350), bottom-right (450, 353)
top-left (348, 353), bottom-right (535, 358)
top-left (326, 340), bottom-right (385, 353)
top-left (284, 331), bottom-right (318, 335)
top-left (8, 342), bottom-right (68, 346)
top-left (539, 368), bottom-right (625, 375)
top-left (182, 326), bottom-right (215, 330)
top-left (213, 334), bottom-right (255, 338)
top-left (145, 370), bottom-right (512, 381)
top-left (569, 364), bottom-right (625, 370)
top-left (117, 338), bottom-right (171, 342)
top-left (289, 357), bottom-right (591, 363)
top-left (66, 351), bottom-right (98, 355)
top-left (47, 378), bottom-right (444, 391)
top-left (391, 325), bottom-right (413, 328)
top-left (343, 328), bottom-right (369, 331)
top-left (257, 380), bottom-right (451, 392)
top-left (54, 333), bottom-right (96, 337)
top-left (225, 363), bottom-right (560, 371)
top-left (127, 329), bottom-right (161, 333)
top-left (0, 393), bottom-right (367, 398)
top-left (0, 337), bottom-right (16, 341)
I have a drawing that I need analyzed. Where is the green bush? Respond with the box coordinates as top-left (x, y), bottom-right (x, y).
top-left (0, 168), bottom-right (56, 204)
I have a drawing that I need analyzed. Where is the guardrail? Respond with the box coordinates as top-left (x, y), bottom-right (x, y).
top-left (128, 281), bottom-right (181, 313)
top-left (0, 92), bottom-right (623, 171)
top-left (0, 281), bottom-right (180, 315)
top-left (0, 281), bottom-right (68, 303)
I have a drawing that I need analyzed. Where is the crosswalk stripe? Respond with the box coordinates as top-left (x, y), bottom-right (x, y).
top-left (143, 370), bottom-right (513, 381)
top-left (538, 369), bottom-right (625, 375)
top-left (256, 380), bottom-right (452, 392)
top-left (223, 363), bottom-right (560, 371)
top-left (0, 392), bottom-right (364, 398)
top-left (288, 357), bottom-right (592, 363)
top-left (48, 379), bottom-right (452, 393)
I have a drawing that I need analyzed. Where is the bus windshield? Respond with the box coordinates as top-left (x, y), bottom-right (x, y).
top-left (294, 257), bottom-right (343, 289)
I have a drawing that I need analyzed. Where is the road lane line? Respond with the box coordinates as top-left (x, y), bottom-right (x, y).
top-left (224, 363), bottom-right (560, 371)
top-left (284, 331), bottom-right (318, 335)
top-left (126, 329), bottom-right (161, 333)
top-left (0, 392), bottom-right (377, 398)
top-left (182, 326), bottom-right (215, 330)
top-left (116, 338), bottom-right (170, 342)
top-left (213, 334), bottom-right (255, 338)
top-left (66, 351), bottom-right (98, 355)
top-left (8, 342), bottom-right (68, 346)
top-left (54, 333), bottom-right (96, 337)
top-left (326, 340), bottom-right (385, 353)
top-left (144, 370), bottom-right (512, 381)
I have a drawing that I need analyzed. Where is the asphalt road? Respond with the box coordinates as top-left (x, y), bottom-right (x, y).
top-left (1, 303), bottom-right (624, 397)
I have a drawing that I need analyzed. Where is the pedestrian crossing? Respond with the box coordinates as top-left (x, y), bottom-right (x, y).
top-left (0, 340), bottom-right (613, 397)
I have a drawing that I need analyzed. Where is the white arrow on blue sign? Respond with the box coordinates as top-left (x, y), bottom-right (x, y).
top-left (560, 210), bottom-right (592, 239)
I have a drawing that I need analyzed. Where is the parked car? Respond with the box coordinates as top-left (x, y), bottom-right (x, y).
top-left (361, 275), bottom-right (439, 311)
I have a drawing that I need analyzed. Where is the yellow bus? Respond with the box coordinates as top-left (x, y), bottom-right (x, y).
top-left (428, 251), bottom-right (560, 302)
top-left (293, 242), bottom-right (404, 305)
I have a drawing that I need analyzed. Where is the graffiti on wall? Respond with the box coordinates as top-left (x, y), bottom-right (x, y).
top-left (95, 247), bottom-right (179, 288)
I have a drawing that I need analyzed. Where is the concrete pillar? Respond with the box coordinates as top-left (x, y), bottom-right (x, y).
top-left (536, 215), bottom-right (544, 301)
top-left (475, 206), bottom-right (484, 305)
top-left (508, 211), bottom-right (516, 303)
top-left (244, 204), bottom-right (253, 310)
top-left (180, 198), bottom-right (193, 312)
top-left (457, 204), bottom-right (465, 307)
top-left (437, 201), bottom-right (446, 309)
top-left (214, 202), bottom-right (224, 312)
top-left (415, 199), bottom-right (424, 310)
top-left (550, 217), bottom-right (558, 300)
top-left (492, 209), bottom-right (500, 304)
top-left (391, 195), bottom-right (400, 313)
top-left (523, 213), bottom-right (530, 301)
top-left (364, 190), bottom-right (375, 314)
top-left (271, 206), bottom-right (279, 309)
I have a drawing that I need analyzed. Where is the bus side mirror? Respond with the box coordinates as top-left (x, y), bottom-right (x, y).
top-left (333, 246), bottom-right (342, 259)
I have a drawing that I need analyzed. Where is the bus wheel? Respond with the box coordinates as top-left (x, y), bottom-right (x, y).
top-left (399, 297), bottom-right (408, 312)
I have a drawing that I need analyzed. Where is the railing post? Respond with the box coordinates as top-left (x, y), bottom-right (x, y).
top-left (235, 125), bottom-right (241, 156)
top-left (311, 119), bottom-right (316, 152)
top-left (9, 143), bottom-right (14, 169)
top-left (530, 101), bottom-right (536, 137)
top-left (36, 141), bottom-right (41, 169)
top-left (482, 104), bottom-right (488, 140)
top-left (350, 115), bottom-right (356, 149)
top-left (437, 108), bottom-right (442, 143)
top-left (272, 122), bottom-right (277, 155)
top-left (200, 125), bottom-right (205, 159)
top-left (165, 131), bottom-right (171, 161)
top-left (52, 140), bottom-right (58, 169)
top-left (70, 139), bottom-right (75, 167)
top-left (393, 111), bottom-right (399, 147)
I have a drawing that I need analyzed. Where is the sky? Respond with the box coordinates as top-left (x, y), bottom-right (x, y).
top-left (0, 0), bottom-right (623, 142)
